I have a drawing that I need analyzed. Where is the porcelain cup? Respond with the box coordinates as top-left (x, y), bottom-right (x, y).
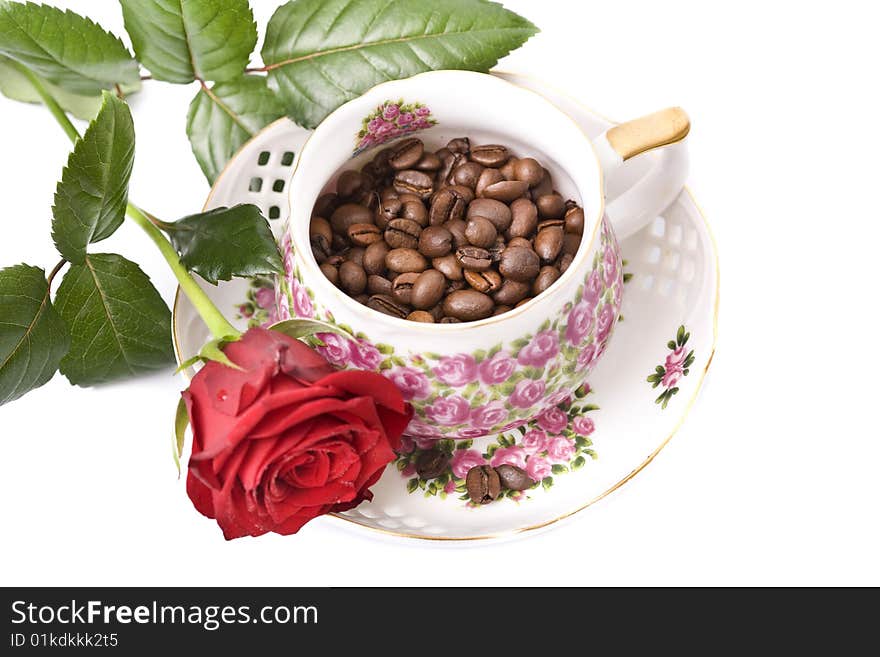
top-left (277, 71), bottom-right (690, 439)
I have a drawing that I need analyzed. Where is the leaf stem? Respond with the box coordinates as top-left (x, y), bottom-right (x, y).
top-left (46, 259), bottom-right (66, 289)
top-left (17, 62), bottom-right (239, 342)
top-left (125, 203), bottom-right (238, 340)
top-left (9, 60), bottom-right (80, 143)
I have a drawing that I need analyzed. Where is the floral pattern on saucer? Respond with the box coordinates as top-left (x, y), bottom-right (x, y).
top-left (647, 325), bottom-right (695, 409)
top-left (354, 99), bottom-right (437, 155)
top-left (233, 276), bottom-right (277, 328)
top-left (275, 220), bottom-right (624, 438)
top-left (394, 384), bottom-right (598, 505)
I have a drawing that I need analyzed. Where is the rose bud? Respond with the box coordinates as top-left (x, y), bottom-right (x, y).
top-left (184, 327), bottom-right (413, 539)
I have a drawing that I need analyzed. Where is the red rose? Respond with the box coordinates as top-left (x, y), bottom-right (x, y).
top-left (184, 328), bottom-right (412, 539)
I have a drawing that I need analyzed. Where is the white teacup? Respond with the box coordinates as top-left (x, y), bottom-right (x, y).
top-left (277, 71), bottom-right (689, 439)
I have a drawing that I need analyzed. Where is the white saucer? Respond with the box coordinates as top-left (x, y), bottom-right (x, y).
top-left (173, 72), bottom-right (719, 541)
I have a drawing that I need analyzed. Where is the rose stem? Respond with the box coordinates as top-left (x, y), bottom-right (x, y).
top-left (14, 61), bottom-right (239, 341)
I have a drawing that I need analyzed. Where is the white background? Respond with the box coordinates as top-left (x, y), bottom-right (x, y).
top-left (1, 0), bottom-right (878, 586)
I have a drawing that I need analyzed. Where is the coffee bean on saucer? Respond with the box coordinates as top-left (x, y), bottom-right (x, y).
top-left (443, 289), bottom-right (493, 321)
top-left (388, 138), bottom-right (424, 170)
top-left (499, 245), bottom-right (540, 281)
top-left (415, 449), bottom-right (450, 479)
top-left (495, 464), bottom-right (535, 491)
top-left (367, 294), bottom-right (408, 318)
top-left (466, 465), bottom-right (501, 504)
top-left (419, 226), bottom-right (453, 257)
top-left (339, 261), bottom-right (366, 295)
top-left (411, 269), bottom-right (446, 310)
top-left (407, 310), bottom-right (435, 323)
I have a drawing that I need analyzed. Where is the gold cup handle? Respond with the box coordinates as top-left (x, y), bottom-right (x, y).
top-left (594, 107), bottom-right (691, 240)
top-left (606, 107), bottom-right (691, 161)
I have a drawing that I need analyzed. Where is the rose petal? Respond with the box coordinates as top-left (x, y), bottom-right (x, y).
top-left (315, 370), bottom-right (408, 414)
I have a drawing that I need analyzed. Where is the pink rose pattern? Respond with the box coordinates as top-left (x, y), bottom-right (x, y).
top-left (647, 325), bottom-right (695, 409)
top-left (354, 100), bottom-right (438, 155)
top-left (393, 383), bottom-right (599, 504)
top-left (276, 217), bottom-right (624, 437)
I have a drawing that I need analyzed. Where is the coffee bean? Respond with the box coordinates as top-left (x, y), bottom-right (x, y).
top-left (466, 465), bottom-right (501, 504)
top-left (433, 253), bottom-right (463, 281)
top-left (419, 226), bottom-right (453, 257)
top-left (508, 198), bottom-right (538, 238)
top-left (495, 464), bottom-right (534, 491)
top-left (319, 262), bottom-right (339, 285)
top-left (429, 187), bottom-right (466, 225)
top-left (447, 137), bottom-right (470, 154)
top-left (386, 248), bottom-right (427, 273)
top-left (447, 184), bottom-right (476, 204)
top-left (348, 222), bottom-right (382, 246)
top-left (534, 226), bottom-right (564, 262)
top-left (429, 304), bottom-right (445, 321)
top-left (470, 144), bottom-right (509, 167)
top-left (401, 200), bottom-right (428, 226)
top-left (465, 217), bottom-right (498, 248)
top-left (443, 152), bottom-right (468, 185)
top-left (363, 148), bottom-right (392, 179)
top-left (310, 217), bottom-right (332, 261)
top-left (445, 279), bottom-right (467, 295)
top-left (437, 152), bottom-right (456, 185)
top-left (367, 274), bottom-right (393, 296)
top-left (384, 218), bottom-right (422, 249)
top-left (337, 170), bottom-right (369, 198)
top-left (536, 193), bottom-right (565, 219)
top-left (514, 157), bottom-right (543, 186)
top-left (483, 180), bottom-right (530, 203)
top-left (499, 246), bottom-right (540, 281)
top-left (355, 293), bottom-right (370, 305)
top-left (558, 252), bottom-right (574, 274)
top-left (367, 294), bottom-right (408, 318)
top-left (346, 246), bottom-right (366, 266)
top-left (451, 161), bottom-right (484, 189)
top-left (537, 218), bottom-right (565, 232)
top-left (363, 241), bottom-right (390, 275)
top-left (456, 246), bottom-right (492, 271)
top-left (391, 272), bottom-right (419, 305)
top-left (499, 158), bottom-right (517, 181)
top-left (467, 198), bottom-right (511, 232)
top-left (506, 237), bottom-right (533, 250)
top-left (393, 169), bottom-right (433, 198)
top-left (339, 261), bottom-right (366, 295)
top-left (326, 255), bottom-right (345, 267)
top-left (533, 265), bottom-right (561, 295)
top-left (530, 168), bottom-right (554, 199)
top-left (375, 197), bottom-right (401, 229)
top-left (313, 193), bottom-right (339, 218)
top-left (516, 297), bottom-right (534, 308)
top-left (397, 192), bottom-right (423, 205)
top-left (563, 232), bottom-right (582, 256)
top-left (440, 317), bottom-right (461, 324)
top-left (444, 219), bottom-right (469, 249)
top-left (415, 152), bottom-right (441, 171)
top-left (407, 310), bottom-right (435, 323)
top-left (411, 269), bottom-right (446, 310)
top-left (331, 233), bottom-right (348, 252)
top-left (330, 203), bottom-right (372, 235)
top-left (464, 269), bottom-right (502, 294)
top-left (564, 206), bottom-right (585, 235)
top-left (475, 168), bottom-right (505, 197)
top-left (493, 279), bottom-right (531, 305)
top-left (388, 138), bottom-right (424, 170)
top-left (435, 147), bottom-right (452, 160)
top-left (492, 305), bottom-right (511, 316)
top-left (443, 289), bottom-right (494, 321)
top-left (488, 236), bottom-right (506, 262)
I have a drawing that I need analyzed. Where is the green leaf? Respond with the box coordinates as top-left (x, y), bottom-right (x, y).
top-left (52, 92), bottom-right (134, 264)
top-left (173, 396), bottom-right (188, 476)
top-left (120, 0), bottom-right (256, 84)
top-left (55, 253), bottom-right (174, 386)
top-left (261, 0), bottom-right (538, 129)
top-left (186, 74), bottom-right (286, 183)
top-left (0, 1), bottom-right (139, 95)
top-left (0, 54), bottom-right (139, 120)
top-left (0, 264), bottom-right (69, 405)
top-left (667, 340), bottom-right (676, 350)
top-left (406, 477), bottom-right (418, 494)
top-left (165, 204), bottom-right (282, 284)
top-left (271, 318), bottom-right (351, 341)
top-left (676, 325), bottom-right (686, 346)
top-left (551, 463), bottom-right (568, 474)
top-left (198, 338), bottom-right (242, 371)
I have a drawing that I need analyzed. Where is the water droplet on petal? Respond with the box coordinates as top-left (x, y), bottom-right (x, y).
top-left (216, 389), bottom-right (228, 402)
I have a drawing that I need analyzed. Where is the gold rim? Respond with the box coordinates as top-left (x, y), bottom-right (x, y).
top-left (171, 73), bottom-right (720, 541)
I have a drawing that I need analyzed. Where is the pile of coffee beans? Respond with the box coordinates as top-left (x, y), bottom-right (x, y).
top-left (413, 448), bottom-right (534, 504)
top-left (310, 136), bottom-right (586, 323)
